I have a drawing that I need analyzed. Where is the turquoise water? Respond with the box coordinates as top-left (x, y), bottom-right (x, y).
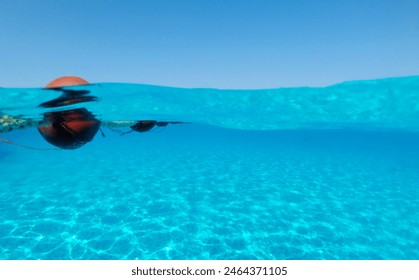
top-left (1, 76), bottom-right (419, 259)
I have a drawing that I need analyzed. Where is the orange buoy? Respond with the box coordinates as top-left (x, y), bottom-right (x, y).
top-left (37, 76), bottom-right (101, 149)
top-left (45, 76), bottom-right (89, 88)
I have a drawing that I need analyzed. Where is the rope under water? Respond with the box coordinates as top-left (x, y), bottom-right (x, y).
top-left (0, 137), bottom-right (59, 151)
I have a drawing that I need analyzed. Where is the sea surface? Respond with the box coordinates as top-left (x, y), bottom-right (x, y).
top-left (0, 76), bottom-right (419, 259)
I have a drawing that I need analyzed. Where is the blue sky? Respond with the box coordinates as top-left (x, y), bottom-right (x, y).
top-left (0, 0), bottom-right (418, 88)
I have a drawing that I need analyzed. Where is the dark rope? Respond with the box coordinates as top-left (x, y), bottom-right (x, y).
top-left (0, 137), bottom-right (59, 151)
top-left (99, 128), bottom-right (106, 137)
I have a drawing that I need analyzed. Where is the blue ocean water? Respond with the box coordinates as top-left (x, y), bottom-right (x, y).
top-left (0, 77), bottom-right (419, 259)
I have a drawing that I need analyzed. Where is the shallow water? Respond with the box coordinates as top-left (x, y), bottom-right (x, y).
top-left (1, 77), bottom-right (419, 259)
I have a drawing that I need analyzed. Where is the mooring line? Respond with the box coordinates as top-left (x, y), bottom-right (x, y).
top-left (0, 137), bottom-right (59, 151)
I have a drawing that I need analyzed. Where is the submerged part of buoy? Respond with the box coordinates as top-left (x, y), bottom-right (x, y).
top-left (130, 120), bottom-right (157, 132)
top-left (38, 109), bottom-right (101, 149)
top-left (120, 120), bottom-right (186, 136)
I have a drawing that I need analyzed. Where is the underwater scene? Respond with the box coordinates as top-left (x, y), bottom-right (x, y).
top-left (0, 76), bottom-right (419, 259)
